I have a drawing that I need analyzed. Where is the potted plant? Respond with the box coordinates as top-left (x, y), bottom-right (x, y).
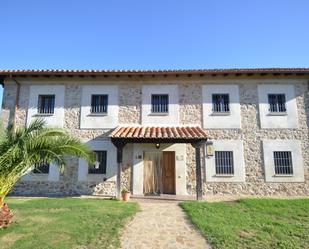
top-left (121, 188), bottom-right (130, 201)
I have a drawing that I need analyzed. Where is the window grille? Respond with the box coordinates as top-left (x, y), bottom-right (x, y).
top-left (268, 94), bottom-right (286, 112)
top-left (273, 151), bottom-right (293, 175)
top-left (33, 162), bottom-right (50, 174)
top-left (91, 95), bottom-right (108, 113)
top-left (151, 94), bottom-right (169, 113)
top-left (88, 151), bottom-right (107, 174)
top-left (38, 95), bottom-right (55, 114)
top-left (215, 151), bottom-right (234, 175)
top-left (212, 94), bottom-right (230, 112)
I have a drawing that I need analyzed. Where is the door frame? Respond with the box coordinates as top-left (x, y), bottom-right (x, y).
top-left (132, 143), bottom-right (187, 196)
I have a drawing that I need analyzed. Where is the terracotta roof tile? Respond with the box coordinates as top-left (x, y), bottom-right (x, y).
top-left (1, 68), bottom-right (309, 77)
top-left (110, 126), bottom-right (207, 140)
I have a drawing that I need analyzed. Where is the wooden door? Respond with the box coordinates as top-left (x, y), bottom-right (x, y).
top-left (162, 151), bottom-right (176, 194)
top-left (143, 152), bottom-right (162, 195)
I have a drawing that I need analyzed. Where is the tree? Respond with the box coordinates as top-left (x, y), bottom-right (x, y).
top-left (0, 119), bottom-right (94, 205)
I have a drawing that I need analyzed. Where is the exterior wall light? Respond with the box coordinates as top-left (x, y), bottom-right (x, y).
top-left (206, 140), bottom-right (214, 157)
top-left (155, 143), bottom-right (160, 149)
top-left (94, 161), bottom-right (100, 169)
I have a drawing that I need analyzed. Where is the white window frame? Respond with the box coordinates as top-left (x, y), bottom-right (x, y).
top-left (21, 163), bottom-right (59, 182)
top-left (27, 85), bottom-right (65, 127)
top-left (205, 140), bottom-right (245, 182)
top-left (78, 140), bottom-right (117, 182)
top-left (258, 84), bottom-right (298, 129)
top-left (80, 85), bottom-right (118, 129)
top-left (262, 140), bottom-right (304, 182)
top-left (142, 85), bottom-right (179, 125)
top-left (202, 85), bottom-right (241, 129)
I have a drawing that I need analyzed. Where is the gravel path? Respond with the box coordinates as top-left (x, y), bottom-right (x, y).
top-left (120, 200), bottom-right (211, 249)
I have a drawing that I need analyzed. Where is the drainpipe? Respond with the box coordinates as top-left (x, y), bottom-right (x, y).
top-left (11, 75), bottom-right (21, 130)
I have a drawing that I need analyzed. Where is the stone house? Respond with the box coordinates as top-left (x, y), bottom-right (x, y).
top-left (1, 68), bottom-right (309, 199)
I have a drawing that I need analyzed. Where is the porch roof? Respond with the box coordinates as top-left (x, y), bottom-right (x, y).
top-left (110, 126), bottom-right (208, 144)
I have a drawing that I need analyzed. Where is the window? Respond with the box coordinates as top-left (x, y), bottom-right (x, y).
top-left (91, 95), bottom-right (108, 113)
top-left (151, 94), bottom-right (169, 113)
top-left (33, 162), bottom-right (50, 174)
top-left (38, 95), bottom-right (55, 114)
top-left (88, 151), bottom-right (107, 174)
top-left (273, 151), bottom-right (293, 175)
top-left (212, 94), bottom-right (230, 113)
top-left (215, 151), bottom-right (234, 175)
top-left (268, 94), bottom-right (286, 113)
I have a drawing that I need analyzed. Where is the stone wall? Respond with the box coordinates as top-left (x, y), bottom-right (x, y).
top-left (184, 81), bottom-right (309, 196)
top-left (1, 77), bottom-right (309, 197)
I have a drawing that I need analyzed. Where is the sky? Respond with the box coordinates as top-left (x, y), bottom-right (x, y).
top-left (1, 0), bottom-right (309, 108)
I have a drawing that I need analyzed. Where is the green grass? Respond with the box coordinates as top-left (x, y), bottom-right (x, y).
top-left (181, 198), bottom-right (309, 249)
top-left (0, 198), bottom-right (138, 249)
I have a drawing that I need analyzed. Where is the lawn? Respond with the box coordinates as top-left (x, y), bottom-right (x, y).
top-left (181, 198), bottom-right (309, 249)
top-left (0, 198), bottom-right (138, 249)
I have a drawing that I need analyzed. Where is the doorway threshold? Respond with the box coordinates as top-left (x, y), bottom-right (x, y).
top-left (131, 194), bottom-right (197, 202)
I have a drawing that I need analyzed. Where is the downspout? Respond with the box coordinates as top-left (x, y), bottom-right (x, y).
top-left (11, 75), bottom-right (21, 130)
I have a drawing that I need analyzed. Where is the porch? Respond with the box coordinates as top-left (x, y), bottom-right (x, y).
top-left (110, 126), bottom-right (208, 200)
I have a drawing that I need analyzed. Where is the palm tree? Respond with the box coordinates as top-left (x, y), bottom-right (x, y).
top-left (0, 119), bottom-right (94, 205)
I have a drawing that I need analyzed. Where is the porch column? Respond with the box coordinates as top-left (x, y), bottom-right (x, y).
top-left (192, 141), bottom-right (206, 201)
top-left (112, 140), bottom-right (126, 200)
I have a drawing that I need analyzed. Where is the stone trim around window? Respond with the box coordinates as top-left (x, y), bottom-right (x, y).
top-left (27, 85), bottom-right (65, 127)
top-left (258, 84), bottom-right (298, 129)
top-left (205, 140), bottom-right (245, 182)
top-left (80, 85), bottom-right (118, 129)
top-left (21, 163), bottom-right (59, 182)
top-left (202, 85), bottom-right (241, 129)
top-left (142, 85), bottom-right (179, 125)
top-left (78, 140), bottom-right (117, 182)
top-left (262, 140), bottom-right (304, 182)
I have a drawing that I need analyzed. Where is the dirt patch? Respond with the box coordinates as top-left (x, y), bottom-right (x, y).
top-left (0, 232), bottom-right (23, 248)
top-left (28, 216), bottom-right (55, 223)
top-left (239, 230), bottom-right (255, 238)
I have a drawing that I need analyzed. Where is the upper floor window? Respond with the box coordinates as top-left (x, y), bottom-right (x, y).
top-left (91, 95), bottom-right (108, 114)
top-left (212, 94), bottom-right (230, 113)
top-left (38, 95), bottom-right (55, 114)
top-left (268, 94), bottom-right (286, 113)
top-left (88, 151), bottom-right (107, 174)
top-left (33, 162), bottom-right (50, 174)
top-left (215, 151), bottom-right (234, 175)
top-left (273, 151), bottom-right (293, 175)
top-left (151, 94), bottom-right (169, 113)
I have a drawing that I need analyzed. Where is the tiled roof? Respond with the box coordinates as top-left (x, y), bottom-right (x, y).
top-left (110, 126), bottom-right (208, 140)
top-left (1, 68), bottom-right (309, 76)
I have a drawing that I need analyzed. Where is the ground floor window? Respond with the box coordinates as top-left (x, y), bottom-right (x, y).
top-left (273, 151), bottom-right (293, 175)
top-left (33, 162), bottom-right (50, 174)
top-left (88, 151), bottom-right (107, 174)
top-left (215, 151), bottom-right (234, 175)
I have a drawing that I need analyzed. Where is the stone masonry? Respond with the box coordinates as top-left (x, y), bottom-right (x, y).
top-left (1, 75), bottom-right (309, 197)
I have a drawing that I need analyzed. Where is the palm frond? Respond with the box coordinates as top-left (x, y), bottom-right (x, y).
top-left (0, 119), bottom-right (94, 202)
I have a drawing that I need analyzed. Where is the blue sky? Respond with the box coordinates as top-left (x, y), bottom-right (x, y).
top-left (1, 0), bottom-right (309, 108)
